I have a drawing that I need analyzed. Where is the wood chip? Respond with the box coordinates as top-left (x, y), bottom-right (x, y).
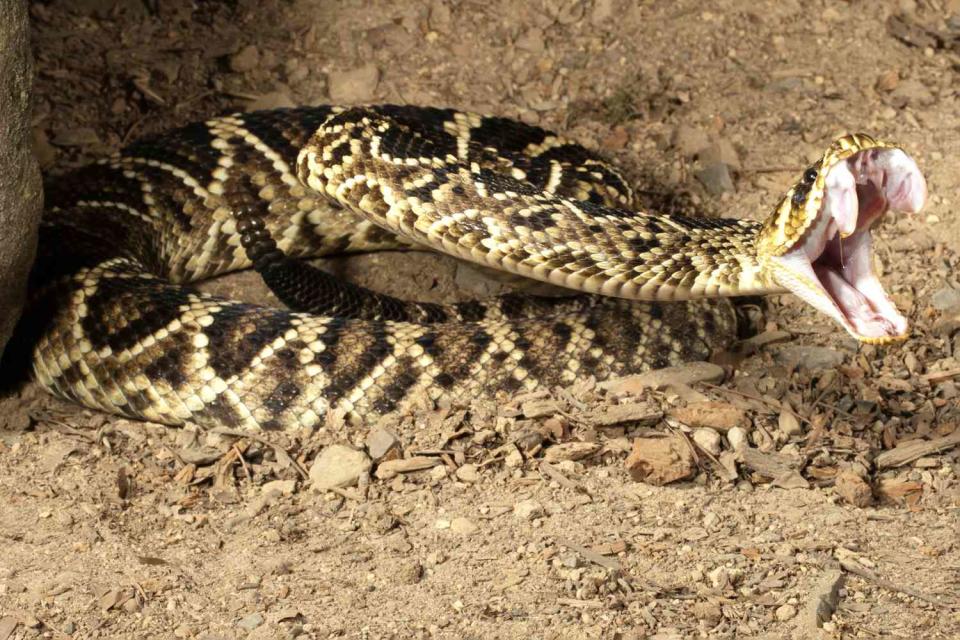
top-left (875, 478), bottom-right (924, 504)
top-left (543, 441), bottom-right (600, 462)
top-left (583, 402), bottom-right (661, 426)
top-left (521, 398), bottom-right (562, 418)
top-left (921, 368), bottom-right (960, 384)
top-left (738, 447), bottom-right (800, 480)
top-left (875, 430), bottom-right (960, 469)
top-left (599, 362), bottom-right (725, 395)
top-left (667, 401), bottom-right (748, 432)
top-left (834, 469), bottom-right (874, 507)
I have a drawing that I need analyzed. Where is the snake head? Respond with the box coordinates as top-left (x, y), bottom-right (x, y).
top-left (758, 134), bottom-right (927, 343)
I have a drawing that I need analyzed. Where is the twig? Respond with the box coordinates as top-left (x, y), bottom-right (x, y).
top-left (840, 559), bottom-right (960, 610)
top-left (233, 443), bottom-right (252, 484)
top-left (921, 368), bottom-right (960, 384)
top-left (701, 383), bottom-right (812, 426)
top-left (538, 461), bottom-right (589, 495)
top-left (556, 598), bottom-right (604, 609)
top-left (209, 427), bottom-right (309, 479)
top-left (556, 538), bottom-right (620, 571)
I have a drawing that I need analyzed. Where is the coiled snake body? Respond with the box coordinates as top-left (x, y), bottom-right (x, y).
top-left (23, 106), bottom-right (927, 429)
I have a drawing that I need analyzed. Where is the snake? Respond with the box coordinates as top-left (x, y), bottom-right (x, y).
top-left (18, 105), bottom-right (927, 430)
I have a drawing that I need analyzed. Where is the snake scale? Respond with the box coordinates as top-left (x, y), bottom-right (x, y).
top-left (20, 105), bottom-right (927, 429)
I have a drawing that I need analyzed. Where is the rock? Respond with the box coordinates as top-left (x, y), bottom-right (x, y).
top-left (51, 127), bottom-right (101, 147)
top-left (695, 161), bottom-right (736, 196)
top-left (543, 441), bottom-right (600, 462)
top-left (692, 428), bottom-right (722, 456)
top-left (0, 0), bottom-right (42, 358)
top-left (515, 27), bottom-right (545, 54)
top-left (513, 499), bottom-right (544, 520)
top-left (365, 426), bottom-right (402, 461)
top-left (230, 44), bottom-right (260, 73)
top-left (700, 139), bottom-right (741, 171)
top-left (625, 435), bottom-right (696, 486)
top-left (708, 566), bottom-right (735, 590)
top-left (672, 124), bottom-right (710, 158)
top-left (397, 560), bottom-right (422, 585)
top-left (727, 426), bottom-right (749, 452)
top-left (775, 603), bottom-right (797, 622)
top-left (450, 517), bottom-right (477, 535)
top-left (245, 91), bottom-right (295, 111)
top-left (834, 469), bottom-right (874, 507)
top-left (31, 127), bottom-right (56, 169)
top-left (428, 1), bottom-right (452, 32)
top-left (590, 0), bottom-right (615, 24)
top-left (455, 463), bottom-right (479, 483)
top-left (931, 287), bottom-right (960, 311)
top-left (601, 126), bottom-right (629, 150)
top-left (668, 401), bottom-right (748, 432)
top-left (778, 410), bottom-right (803, 438)
top-left (775, 346), bottom-right (844, 371)
top-left (891, 79), bottom-right (934, 107)
top-left (875, 69), bottom-right (899, 93)
top-left (261, 480), bottom-right (296, 496)
top-left (309, 444), bottom-right (372, 491)
top-left (504, 447), bottom-right (524, 468)
top-left (692, 601), bottom-right (722, 626)
top-left (429, 464), bottom-right (448, 482)
top-left (327, 64), bottom-right (379, 103)
top-left (804, 570), bottom-right (844, 630)
top-left (237, 612), bottom-right (264, 631)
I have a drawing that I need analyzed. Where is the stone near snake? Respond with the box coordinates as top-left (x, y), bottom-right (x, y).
top-left (20, 106), bottom-right (927, 430)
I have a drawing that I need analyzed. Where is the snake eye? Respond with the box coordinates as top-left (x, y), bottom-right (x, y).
top-left (803, 168), bottom-right (818, 183)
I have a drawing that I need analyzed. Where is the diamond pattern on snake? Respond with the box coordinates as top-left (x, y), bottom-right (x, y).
top-left (22, 105), bottom-right (927, 429)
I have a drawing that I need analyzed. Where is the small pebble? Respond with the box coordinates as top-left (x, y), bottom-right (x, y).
top-left (237, 612), bottom-right (264, 631)
top-left (327, 64), bottom-right (380, 103)
top-left (505, 448), bottom-right (524, 468)
top-left (455, 464), bottom-right (479, 483)
top-left (692, 428), bottom-right (722, 456)
top-left (778, 410), bottom-right (803, 438)
top-left (230, 44), bottom-right (260, 73)
top-left (775, 603), bottom-right (797, 621)
top-left (450, 517), bottom-right (478, 536)
top-left (513, 499), bottom-right (544, 521)
top-left (727, 427), bottom-right (749, 452)
top-left (366, 426), bottom-right (402, 461)
top-left (309, 445), bottom-right (372, 491)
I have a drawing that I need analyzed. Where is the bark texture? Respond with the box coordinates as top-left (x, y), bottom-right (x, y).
top-left (0, 0), bottom-right (41, 357)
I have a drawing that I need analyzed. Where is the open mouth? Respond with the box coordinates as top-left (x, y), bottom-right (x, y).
top-left (771, 146), bottom-right (927, 342)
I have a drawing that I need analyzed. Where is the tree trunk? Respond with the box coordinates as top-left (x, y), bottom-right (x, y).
top-left (0, 0), bottom-right (41, 357)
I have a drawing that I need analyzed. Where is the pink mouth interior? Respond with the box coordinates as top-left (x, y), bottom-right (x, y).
top-left (774, 148), bottom-right (927, 339)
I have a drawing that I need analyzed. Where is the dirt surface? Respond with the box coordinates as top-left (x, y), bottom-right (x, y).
top-left (3, 0), bottom-right (960, 638)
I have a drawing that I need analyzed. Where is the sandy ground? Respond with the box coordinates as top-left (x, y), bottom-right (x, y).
top-left (2, 0), bottom-right (960, 638)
